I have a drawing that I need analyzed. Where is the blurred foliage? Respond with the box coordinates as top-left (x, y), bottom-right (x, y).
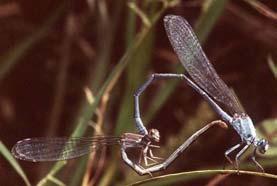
top-left (0, 0), bottom-right (276, 186)
top-left (268, 55), bottom-right (277, 78)
top-left (259, 119), bottom-right (277, 157)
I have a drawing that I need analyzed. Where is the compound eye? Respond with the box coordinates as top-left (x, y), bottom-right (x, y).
top-left (258, 139), bottom-right (269, 154)
top-left (149, 129), bottom-right (160, 142)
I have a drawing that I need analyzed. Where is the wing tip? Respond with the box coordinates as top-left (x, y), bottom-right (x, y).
top-left (11, 138), bottom-right (38, 162)
top-left (164, 14), bottom-right (188, 25)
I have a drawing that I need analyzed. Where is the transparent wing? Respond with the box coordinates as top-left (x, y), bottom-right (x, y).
top-left (164, 15), bottom-right (244, 115)
top-left (12, 136), bottom-right (121, 162)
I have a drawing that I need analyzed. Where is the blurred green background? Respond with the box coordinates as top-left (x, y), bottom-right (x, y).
top-left (0, 0), bottom-right (276, 185)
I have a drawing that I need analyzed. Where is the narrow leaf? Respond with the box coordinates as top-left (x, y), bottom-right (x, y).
top-left (0, 141), bottom-right (31, 186)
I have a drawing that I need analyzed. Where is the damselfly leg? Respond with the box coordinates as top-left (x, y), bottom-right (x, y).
top-left (235, 144), bottom-right (250, 173)
top-left (251, 148), bottom-right (265, 172)
top-left (224, 143), bottom-right (242, 165)
top-left (121, 120), bottom-right (228, 175)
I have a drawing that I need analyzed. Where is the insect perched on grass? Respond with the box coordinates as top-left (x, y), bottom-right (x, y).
top-left (133, 15), bottom-right (268, 173)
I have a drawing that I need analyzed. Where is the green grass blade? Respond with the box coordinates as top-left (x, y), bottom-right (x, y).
top-left (47, 176), bottom-right (66, 186)
top-left (115, 25), bottom-right (155, 134)
top-left (268, 55), bottom-right (277, 78)
top-left (92, 1), bottom-right (123, 90)
top-left (128, 169), bottom-right (277, 186)
top-left (128, 2), bottom-right (151, 27)
top-left (195, 0), bottom-right (229, 43)
top-left (37, 161), bottom-right (67, 186)
top-left (98, 3), bottom-right (176, 185)
top-left (115, 0), bottom-right (160, 136)
top-left (68, 157), bottom-right (88, 186)
top-left (0, 141), bottom-right (31, 186)
top-left (125, 1), bottom-right (137, 48)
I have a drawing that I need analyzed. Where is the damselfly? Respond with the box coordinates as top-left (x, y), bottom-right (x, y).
top-left (134, 15), bottom-right (268, 172)
top-left (12, 121), bottom-right (227, 176)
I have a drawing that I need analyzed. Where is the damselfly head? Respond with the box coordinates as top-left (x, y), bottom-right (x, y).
top-left (257, 139), bottom-right (269, 154)
top-left (148, 128), bottom-right (160, 142)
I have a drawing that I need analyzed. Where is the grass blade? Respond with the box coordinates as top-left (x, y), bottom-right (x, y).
top-left (98, 2), bottom-right (177, 185)
top-left (0, 141), bottom-right (31, 186)
top-left (129, 169), bottom-right (277, 186)
top-left (268, 55), bottom-right (277, 78)
top-left (195, 0), bottom-right (229, 43)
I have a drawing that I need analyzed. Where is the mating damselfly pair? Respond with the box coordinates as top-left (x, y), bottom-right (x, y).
top-left (12, 15), bottom-right (268, 175)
